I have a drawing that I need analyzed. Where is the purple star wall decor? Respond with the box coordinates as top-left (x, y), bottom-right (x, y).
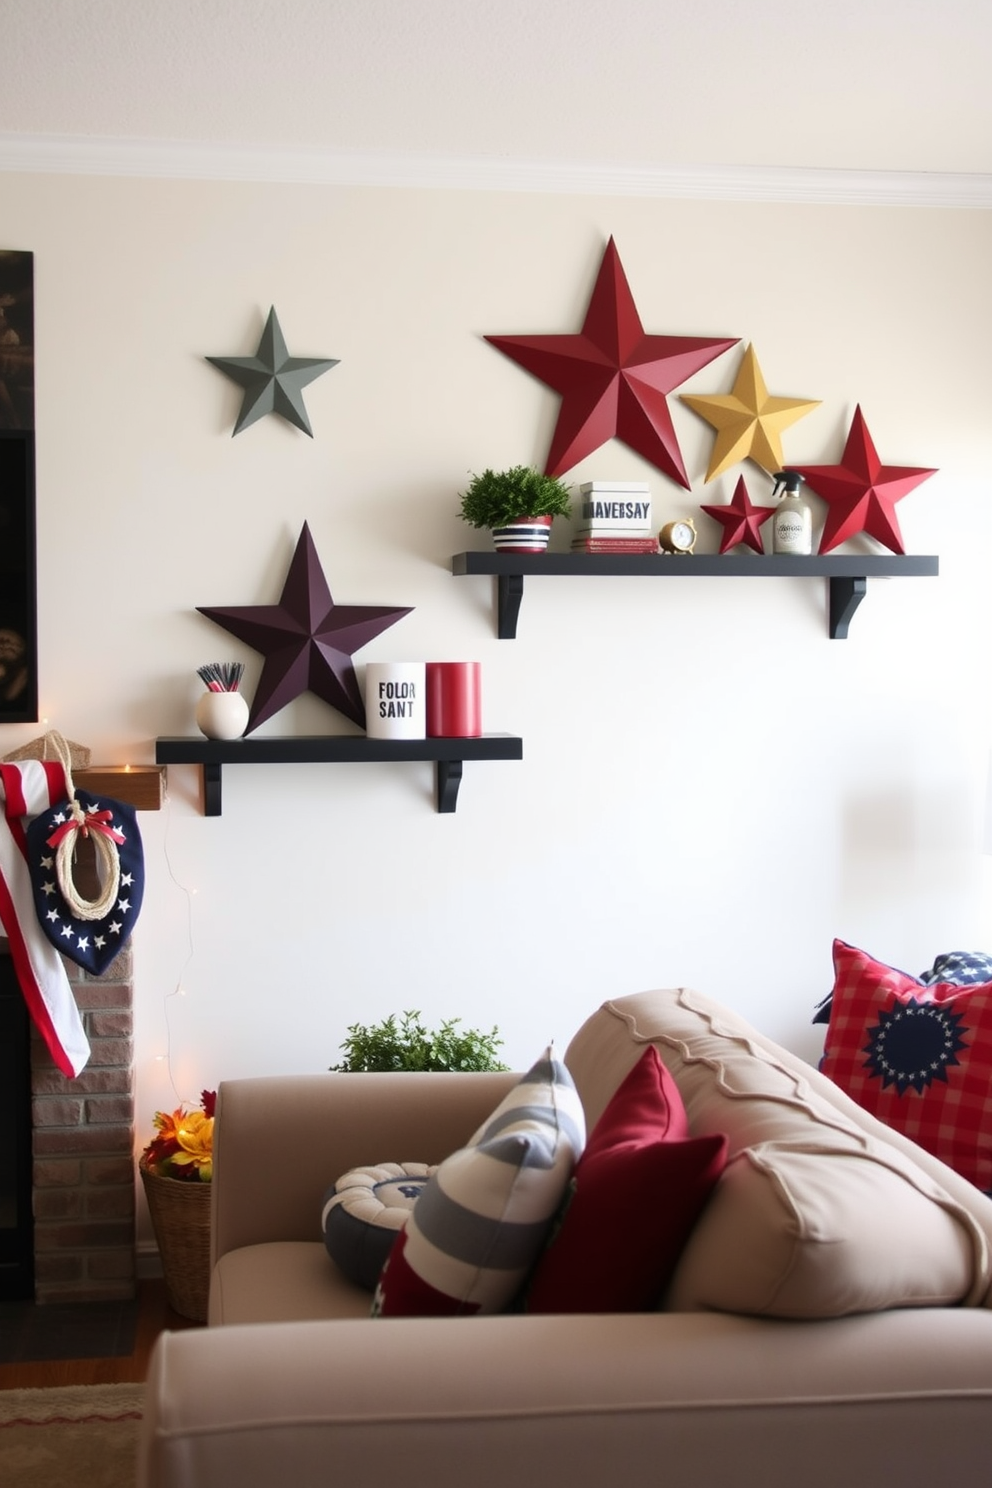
top-left (197, 524), bottom-right (412, 732)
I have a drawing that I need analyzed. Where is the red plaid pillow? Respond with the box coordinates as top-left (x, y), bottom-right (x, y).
top-left (820, 939), bottom-right (992, 1191)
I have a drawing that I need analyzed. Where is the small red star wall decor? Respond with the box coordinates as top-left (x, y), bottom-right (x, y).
top-left (700, 476), bottom-right (777, 555)
top-left (680, 344), bottom-right (820, 480)
top-left (485, 238), bottom-right (738, 487)
top-left (795, 406), bottom-right (937, 555)
top-left (197, 524), bottom-right (412, 732)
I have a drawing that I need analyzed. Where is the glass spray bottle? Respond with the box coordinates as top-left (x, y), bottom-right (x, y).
top-left (771, 469), bottom-right (812, 555)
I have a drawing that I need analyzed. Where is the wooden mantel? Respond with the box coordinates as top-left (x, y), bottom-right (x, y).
top-left (3, 736), bottom-right (166, 812)
top-left (71, 765), bottom-right (165, 811)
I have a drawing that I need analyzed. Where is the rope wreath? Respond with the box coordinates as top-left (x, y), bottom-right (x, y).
top-left (43, 730), bottom-right (122, 921)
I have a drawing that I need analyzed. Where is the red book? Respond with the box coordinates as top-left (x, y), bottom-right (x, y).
top-left (570, 537), bottom-right (659, 553)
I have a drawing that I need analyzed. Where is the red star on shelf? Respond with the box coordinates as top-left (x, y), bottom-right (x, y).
top-left (197, 523), bottom-right (412, 733)
top-left (795, 406), bottom-right (937, 555)
top-left (485, 238), bottom-right (738, 486)
top-left (700, 476), bottom-right (777, 555)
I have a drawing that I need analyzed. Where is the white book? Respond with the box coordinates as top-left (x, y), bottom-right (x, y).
top-left (577, 494), bottom-right (652, 531)
top-left (578, 481), bottom-right (651, 494)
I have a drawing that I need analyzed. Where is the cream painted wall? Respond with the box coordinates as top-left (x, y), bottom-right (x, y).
top-left (2, 173), bottom-right (991, 1246)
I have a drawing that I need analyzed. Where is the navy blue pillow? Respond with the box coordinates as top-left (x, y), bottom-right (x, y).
top-left (321, 1163), bottom-right (434, 1291)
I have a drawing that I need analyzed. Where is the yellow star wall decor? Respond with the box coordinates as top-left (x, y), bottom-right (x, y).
top-left (679, 344), bottom-right (820, 481)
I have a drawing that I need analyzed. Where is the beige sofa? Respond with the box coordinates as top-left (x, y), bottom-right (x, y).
top-left (139, 988), bottom-right (992, 1488)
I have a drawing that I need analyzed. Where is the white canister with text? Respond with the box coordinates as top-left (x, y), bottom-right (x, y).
top-left (364, 662), bottom-right (426, 740)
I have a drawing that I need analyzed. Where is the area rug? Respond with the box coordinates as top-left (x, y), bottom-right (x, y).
top-left (0, 1298), bottom-right (139, 1363)
top-left (0, 1382), bottom-right (144, 1488)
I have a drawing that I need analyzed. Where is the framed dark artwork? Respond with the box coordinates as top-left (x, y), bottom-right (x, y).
top-left (0, 250), bottom-right (37, 723)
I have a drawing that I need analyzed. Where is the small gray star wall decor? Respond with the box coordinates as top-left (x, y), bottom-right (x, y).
top-left (206, 306), bottom-right (339, 436)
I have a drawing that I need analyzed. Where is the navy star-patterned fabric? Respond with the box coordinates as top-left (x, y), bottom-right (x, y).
top-left (861, 995), bottom-right (969, 1096)
top-left (919, 951), bottom-right (992, 986)
top-left (25, 789), bottom-right (144, 975)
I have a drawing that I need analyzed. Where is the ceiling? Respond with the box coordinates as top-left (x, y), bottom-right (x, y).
top-left (4, 0), bottom-right (992, 185)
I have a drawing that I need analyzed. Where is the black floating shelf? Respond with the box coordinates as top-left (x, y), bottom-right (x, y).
top-left (155, 734), bottom-right (523, 816)
top-left (451, 552), bottom-right (939, 640)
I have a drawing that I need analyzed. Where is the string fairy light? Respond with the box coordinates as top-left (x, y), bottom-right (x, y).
top-left (157, 784), bottom-right (200, 1108)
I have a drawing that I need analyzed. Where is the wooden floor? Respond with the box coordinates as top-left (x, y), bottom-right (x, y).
top-left (0, 1279), bottom-right (201, 1390)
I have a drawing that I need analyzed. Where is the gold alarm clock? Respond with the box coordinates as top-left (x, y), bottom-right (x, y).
top-left (658, 518), bottom-right (697, 555)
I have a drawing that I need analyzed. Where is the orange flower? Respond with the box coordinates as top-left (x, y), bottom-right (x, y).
top-left (152, 1108), bottom-right (182, 1143)
top-left (171, 1109), bottom-right (214, 1181)
top-left (141, 1090), bottom-right (216, 1182)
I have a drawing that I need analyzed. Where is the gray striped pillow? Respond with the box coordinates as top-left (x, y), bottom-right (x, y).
top-left (373, 1048), bottom-right (585, 1315)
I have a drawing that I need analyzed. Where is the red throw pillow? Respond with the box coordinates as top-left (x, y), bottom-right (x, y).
top-left (373, 1228), bottom-right (476, 1316)
top-left (820, 938), bottom-right (992, 1192)
top-left (524, 1045), bottom-right (727, 1313)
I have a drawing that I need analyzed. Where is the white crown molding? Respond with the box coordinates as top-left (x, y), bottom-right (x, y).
top-left (1, 132), bottom-right (990, 209)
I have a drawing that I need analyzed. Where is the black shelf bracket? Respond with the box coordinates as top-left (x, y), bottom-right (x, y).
top-left (452, 552), bottom-right (938, 640)
top-left (828, 575), bottom-right (868, 640)
top-left (155, 735), bottom-right (523, 817)
top-left (436, 758), bottom-right (462, 813)
top-left (202, 761), bottom-right (223, 817)
top-left (497, 573), bottom-right (525, 641)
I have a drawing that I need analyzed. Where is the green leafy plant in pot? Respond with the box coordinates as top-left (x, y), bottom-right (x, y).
top-left (330, 1010), bottom-right (509, 1072)
top-left (459, 465), bottom-right (572, 553)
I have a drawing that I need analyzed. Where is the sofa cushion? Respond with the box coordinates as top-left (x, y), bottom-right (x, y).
top-left (209, 1241), bottom-right (374, 1325)
top-left (322, 1163), bottom-right (436, 1291)
top-left (373, 1047), bottom-right (585, 1316)
top-left (564, 987), bottom-right (990, 1319)
top-left (819, 939), bottom-right (992, 1192)
top-left (524, 1046), bottom-right (728, 1313)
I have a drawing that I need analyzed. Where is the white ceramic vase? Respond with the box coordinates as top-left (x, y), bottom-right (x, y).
top-left (195, 690), bottom-right (249, 740)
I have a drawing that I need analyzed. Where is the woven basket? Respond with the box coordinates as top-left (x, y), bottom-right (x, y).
top-left (139, 1158), bottom-right (212, 1322)
top-left (2, 732), bottom-right (91, 768)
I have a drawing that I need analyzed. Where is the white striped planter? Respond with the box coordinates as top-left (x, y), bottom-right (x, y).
top-left (491, 515), bottom-right (553, 552)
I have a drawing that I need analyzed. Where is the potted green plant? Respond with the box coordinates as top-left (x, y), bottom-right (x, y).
top-left (330, 1010), bottom-right (509, 1072)
top-left (459, 465), bottom-right (573, 552)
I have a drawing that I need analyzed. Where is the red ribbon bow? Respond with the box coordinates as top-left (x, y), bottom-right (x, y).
top-left (47, 807), bottom-right (126, 849)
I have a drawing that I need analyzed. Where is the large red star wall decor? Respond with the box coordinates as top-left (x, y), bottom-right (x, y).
top-left (795, 406), bottom-right (937, 555)
top-left (485, 238), bottom-right (738, 486)
top-left (700, 476), bottom-right (777, 555)
top-left (197, 524), bottom-right (412, 733)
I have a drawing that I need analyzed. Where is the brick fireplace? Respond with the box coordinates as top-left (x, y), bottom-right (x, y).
top-left (2, 936), bottom-right (137, 1304)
